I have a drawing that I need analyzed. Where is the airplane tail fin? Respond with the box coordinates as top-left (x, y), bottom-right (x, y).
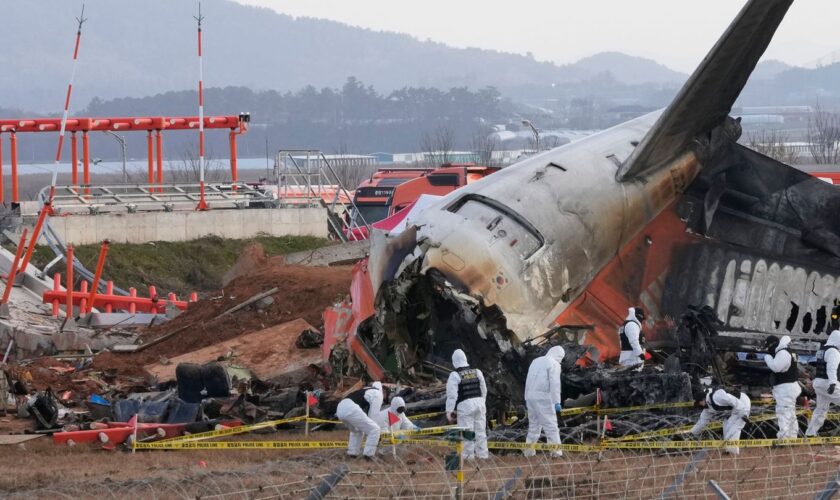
top-left (616, 0), bottom-right (794, 181)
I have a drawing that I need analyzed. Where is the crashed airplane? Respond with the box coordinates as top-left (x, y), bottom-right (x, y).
top-left (324, 0), bottom-right (840, 402)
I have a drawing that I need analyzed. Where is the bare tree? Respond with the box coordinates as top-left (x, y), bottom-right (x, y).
top-left (420, 123), bottom-right (455, 167)
top-left (470, 130), bottom-right (499, 167)
top-left (808, 102), bottom-right (840, 165)
top-left (329, 141), bottom-right (378, 189)
top-left (747, 129), bottom-right (800, 165)
top-left (168, 146), bottom-right (228, 183)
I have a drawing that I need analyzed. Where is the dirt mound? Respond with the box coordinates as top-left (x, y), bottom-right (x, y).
top-left (89, 351), bottom-right (149, 380)
top-left (222, 242), bottom-right (269, 287)
top-left (98, 248), bottom-right (352, 370)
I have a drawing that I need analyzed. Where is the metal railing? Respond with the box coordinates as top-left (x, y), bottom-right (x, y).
top-left (37, 182), bottom-right (276, 215)
top-left (276, 150), bottom-right (370, 242)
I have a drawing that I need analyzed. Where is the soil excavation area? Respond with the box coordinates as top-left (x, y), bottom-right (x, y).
top-left (93, 247), bottom-right (352, 378)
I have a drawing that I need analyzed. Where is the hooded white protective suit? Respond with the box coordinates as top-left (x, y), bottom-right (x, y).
top-left (375, 396), bottom-right (418, 431)
top-left (807, 330), bottom-right (840, 436)
top-left (764, 335), bottom-right (802, 439)
top-left (336, 381), bottom-right (384, 457)
top-left (618, 308), bottom-right (644, 369)
top-left (690, 388), bottom-right (751, 454)
top-left (524, 346), bottom-right (565, 457)
top-left (445, 349), bottom-right (489, 459)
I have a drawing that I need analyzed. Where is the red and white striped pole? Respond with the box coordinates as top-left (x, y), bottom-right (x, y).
top-left (195, 3), bottom-right (209, 211)
top-left (49, 4), bottom-right (87, 208)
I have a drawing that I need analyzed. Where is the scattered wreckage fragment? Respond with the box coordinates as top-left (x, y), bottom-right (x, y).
top-left (321, 0), bottom-right (840, 407)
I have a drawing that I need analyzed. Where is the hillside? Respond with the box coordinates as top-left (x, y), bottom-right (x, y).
top-left (752, 59), bottom-right (795, 80)
top-left (563, 52), bottom-right (686, 85)
top-left (3, 0), bottom-right (582, 113)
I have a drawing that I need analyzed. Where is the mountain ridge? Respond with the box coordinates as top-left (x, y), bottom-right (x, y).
top-left (3, 0), bottom-right (684, 112)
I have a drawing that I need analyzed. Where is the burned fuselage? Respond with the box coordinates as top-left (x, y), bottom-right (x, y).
top-left (356, 0), bottom-right (803, 401)
top-left (367, 115), bottom-right (728, 400)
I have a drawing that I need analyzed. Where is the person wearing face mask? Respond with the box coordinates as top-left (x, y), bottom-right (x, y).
top-left (618, 307), bottom-right (646, 370)
top-left (445, 349), bottom-right (489, 460)
top-left (763, 335), bottom-right (801, 439)
top-left (375, 396), bottom-right (420, 432)
top-left (336, 381), bottom-right (384, 459)
top-left (523, 346), bottom-right (566, 458)
top-left (806, 330), bottom-right (840, 436)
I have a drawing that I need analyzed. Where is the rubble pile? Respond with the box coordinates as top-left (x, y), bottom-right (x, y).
top-left (0, 241), bottom-right (812, 455)
top-left (0, 245), bottom-right (356, 445)
top-left (128, 251), bottom-right (353, 364)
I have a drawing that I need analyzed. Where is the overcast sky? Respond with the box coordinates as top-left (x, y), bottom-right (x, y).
top-left (236, 0), bottom-right (837, 72)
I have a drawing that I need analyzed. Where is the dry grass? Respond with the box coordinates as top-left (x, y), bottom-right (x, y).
top-left (2, 427), bottom-right (840, 498)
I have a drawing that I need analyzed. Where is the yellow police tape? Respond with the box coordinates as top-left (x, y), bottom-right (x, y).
top-left (485, 435), bottom-right (840, 452)
top-left (605, 409), bottom-right (838, 442)
top-left (159, 416), bottom-right (307, 443)
top-left (606, 411), bottom-right (787, 442)
top-left (554, 399), bottom-right (772, 418)
top-left (386, 425), bottom-right (455, 437)
top-left (558, 406), bottom-right (597, 417)
top-left (134, 428), bottom-right (453, 451)
top-left (305, 418), bottom-right (343, 425)
top-left (164, 400), bottom-right (772, 445)
top-left (409, 411), bottom-right (445, 420)
top-left (135, 440), bottom-right (349, 450)
top-left (137, 399), bottom-right (803, 449)
top-left (133, 434), bottom-right (840, 451)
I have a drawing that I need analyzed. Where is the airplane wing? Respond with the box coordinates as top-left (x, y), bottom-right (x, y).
top-left (616, 0), bottom-right (794, 181)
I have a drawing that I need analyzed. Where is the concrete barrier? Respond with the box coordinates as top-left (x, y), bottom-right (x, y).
top-left (38, 207), bottom-right (328, 245)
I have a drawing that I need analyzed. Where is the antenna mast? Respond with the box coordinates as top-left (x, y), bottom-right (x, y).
top-left (49, 4), bottom-right (87, 206)
top-left (195, 2), bottom-right (209, 210)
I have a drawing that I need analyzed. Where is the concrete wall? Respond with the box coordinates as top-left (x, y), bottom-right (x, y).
top-left (39, 207), bottom-right (328, 245)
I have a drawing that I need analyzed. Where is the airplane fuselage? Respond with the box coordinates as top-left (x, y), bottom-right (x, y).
top-left (404, 111), bottom-right (702, 340)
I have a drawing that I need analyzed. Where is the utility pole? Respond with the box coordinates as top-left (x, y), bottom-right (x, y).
top-left (103, 130), bottom-right (127, 183)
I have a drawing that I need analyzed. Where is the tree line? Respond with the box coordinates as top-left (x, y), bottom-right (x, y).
top-left (0, 79), bottom-right (510, 162)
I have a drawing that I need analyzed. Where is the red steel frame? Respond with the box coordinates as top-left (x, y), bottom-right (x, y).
top-left (45, 281), bottom-right (195, 316)
top-left (2, 229), bottom-right (28, 306)
top-left (0, 115), bottom-right (248, 202)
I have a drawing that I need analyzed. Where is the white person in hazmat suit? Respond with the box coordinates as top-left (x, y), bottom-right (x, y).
top-left (375, 396), bottom-right (420, 432)
top-left (618, 307), bottom-right (646, 370)
top-left (336, 381), bottom-right (384, 459)
top-left (763, 335), bottom-right (801, 439)
top-left (806, 330), bottom-right (840, 436)
top-left (445, 349), bottom-right (489, 460)
top-left (690, 386), bottom-right (751, 454)
top-left (523, 346), bottom-right (565, 458)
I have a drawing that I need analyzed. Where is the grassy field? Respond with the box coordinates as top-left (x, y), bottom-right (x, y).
top-left (28, 235), bottom-right (332, 297)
